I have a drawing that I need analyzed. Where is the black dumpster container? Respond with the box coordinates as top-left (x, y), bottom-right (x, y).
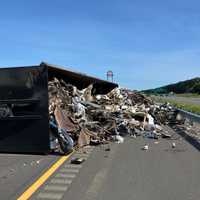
top-left (0, 65), bottom-right (49, 153)
top-left (0, 62), bottom-right (118, 154)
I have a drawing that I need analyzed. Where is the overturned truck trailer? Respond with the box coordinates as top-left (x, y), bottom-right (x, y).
top-left (0, 62), bottom-right (118, 154)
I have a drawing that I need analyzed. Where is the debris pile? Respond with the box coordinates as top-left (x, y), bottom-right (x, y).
top-left (48, 78), bottom-right (178, 154)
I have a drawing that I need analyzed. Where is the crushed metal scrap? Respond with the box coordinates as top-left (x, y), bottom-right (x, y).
top-left (48, 77), bottom-right (180, 154)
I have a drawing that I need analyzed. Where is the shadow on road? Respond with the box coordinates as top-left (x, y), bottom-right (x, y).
top-left (171, 125), bottom-right (200, 151)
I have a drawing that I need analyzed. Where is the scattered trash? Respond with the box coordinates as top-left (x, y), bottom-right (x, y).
top-left (172, 142), bottom-right (176, 148)
top-left (130, 134), bottom-right (137, 139)
top-left (49, 116), bottom-right (74, 154)
top-left (143, 145), bottom-right (149, 150)
top-left (78, 129), bottom-right (90, 148)
top-left (90, 139), bottom-right (101, 146)
top-left (71, 158), bottom-right (85, 164)
top-left (161, 132), bottom-right (172, 139)
top-left (144, 131), bottom-right (159, 140)
top-left (105, 147), bottom-right (111, 151)
top-left (114, 135), bottom-right (124, 144)
top-left (48, 77), bottom-right (182, 154)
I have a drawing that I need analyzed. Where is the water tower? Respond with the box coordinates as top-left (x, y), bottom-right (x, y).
top-left (107, 70), bottom-right (114, 82)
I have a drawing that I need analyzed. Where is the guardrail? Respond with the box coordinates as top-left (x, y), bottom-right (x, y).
top-left (176, 108), bottom-right (200, 124)
top-left (175, 108), bottom-right (200, 151)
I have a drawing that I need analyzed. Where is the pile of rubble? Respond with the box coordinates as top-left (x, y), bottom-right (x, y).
top-left (48, 78), bottom-right (178, 154)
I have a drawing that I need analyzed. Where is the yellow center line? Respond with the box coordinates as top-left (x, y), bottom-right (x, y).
top-left (17, 151), bottom-right (74, 200)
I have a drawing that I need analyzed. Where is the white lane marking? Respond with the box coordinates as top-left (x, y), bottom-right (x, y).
top-left (37, 192), bottom-right (63, 199)
top-left (50, 178), bottom-right (72, 185)
top-left (84, 168), bottom-right (108, 200)
top-left (55, 173), bottom-right (76, 178)
top-left (44, 185), bottom-right (68, 192)
top-left (64, 164), bottom-right (82, 169)
top-left (60, 168), bottom-right (79, 173)
top-left (84, 144), bottom-right (118, 200)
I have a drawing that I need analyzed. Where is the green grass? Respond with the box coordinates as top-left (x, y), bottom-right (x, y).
top-left (153, 96), bottom-right (200, 115)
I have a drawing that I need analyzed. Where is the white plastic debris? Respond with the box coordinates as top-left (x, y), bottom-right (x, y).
top-left (118, 94), bottom-right (124, 99)
top-left (96, 95), bottom-right (102, 100)
top-left (121, 105), bottom-right (128, 110)
top-left (143, 144), bottom-right (149, 150)
top-left (114, 135), bottom-right (124, 144)
top-left (130, 107), bottom-right (136, 113)
top-left (147, 114), bottom-right (154, 125)
top-left (130, 134), bottom-right (137, 139)
top-left (155, 124), bottom-right (163, 131)
top-left (115, 105), bottom-right (121, 111)
top-left (172, 142), bottom-right (176, 148)
top-left (75, 103), bottom-right (86, 118)
top-left (115, 88), bottom-right (121, 96)
top-left (50, 138), bottom-right (59, 150)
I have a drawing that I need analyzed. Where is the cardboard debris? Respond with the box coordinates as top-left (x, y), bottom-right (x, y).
top-left (48, 78), bottom-right (180, 154)
top-left (78, 129), bottom-right (91, 147)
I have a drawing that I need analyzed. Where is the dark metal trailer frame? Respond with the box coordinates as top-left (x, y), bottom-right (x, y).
top-left (0, 62), bottom-right (118, 154)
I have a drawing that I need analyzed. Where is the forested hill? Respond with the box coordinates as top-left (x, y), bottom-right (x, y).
top-left (143, 77), bottom-right (200, 94)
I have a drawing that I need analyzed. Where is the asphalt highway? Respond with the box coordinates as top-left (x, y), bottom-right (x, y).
top-left (60, 128), bottom-right (200, 200)
top-left (0, 126), bottom-right (200, 200)
top-left (0, 153), bottom-right (60, 200)
top-left (164, 96), bottom-right (200, 106)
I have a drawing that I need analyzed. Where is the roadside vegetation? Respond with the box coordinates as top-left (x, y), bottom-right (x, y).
top-left (143, 77), bottom-right (200, 115)
top-left (152, 96), bottom-right (200, 115)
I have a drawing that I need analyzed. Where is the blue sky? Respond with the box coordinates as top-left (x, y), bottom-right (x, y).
top-left (0, 0), bottom-right (199, 90)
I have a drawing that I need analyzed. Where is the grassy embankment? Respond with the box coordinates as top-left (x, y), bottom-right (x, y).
top-left (152, 96), bottom-right (200, 115)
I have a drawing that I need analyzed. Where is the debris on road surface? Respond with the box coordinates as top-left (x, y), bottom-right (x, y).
top-left (113, 135), bottom-right (124, 144)
top-left (172, 142), bottom-right (176, 148)
top-left (105, 147), bottom-right (111, 151)
top-left (130, 134), bottom-right (137, 139)
top-left (71, 158), bottom-right (85, 165)
top-left (161, 132), bottom-right (172, 139)
top-left (48, 77), bottom-right (185, 154)
top-left (143, 145), bottom-right (149, 150)
top-left (49, 116), bottom-right (74, 154)
top-left (3, 63), bottom-right (198, 155)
